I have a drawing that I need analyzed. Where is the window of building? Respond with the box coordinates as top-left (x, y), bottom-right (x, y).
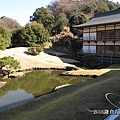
top-left (97, 29), bottom-right (120, 40)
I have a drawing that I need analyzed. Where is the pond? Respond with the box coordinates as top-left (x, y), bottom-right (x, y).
top-left (0, 70), bottom-right (93, 111)
top-left (0, 89), bottom-right (34, 111)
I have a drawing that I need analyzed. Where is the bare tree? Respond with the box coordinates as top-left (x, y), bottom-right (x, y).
top-left (48, 0), bottom-right (80, 18)
top-left (0, 16), bottom-right (21, 30)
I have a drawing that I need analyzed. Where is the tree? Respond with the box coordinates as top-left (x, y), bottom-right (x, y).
top-left (20, 24), bottom-right (37, 46)
top-left (11, 27), bottom-right (24, 47)
top-left (0, 25), bottom-right (11, 50)
top-left (0, 16), bottom-right (21, 31)
top-left (0, 56), bottom-right (21, 76)
top-left (69, 12), bottom-right (88, 36)
top-left (30, 7), bottom-right (55, 34)
top-left (48, 0), bottom-right (120, 19)
top-left (52, 13), bottom-right (69, 35)
top-left (11, 23), bottom-right (50, 47)
top-left (94, 5), bottom-right (109, 14)
top-left (108, 2), bottom-right (117, 11)
top-left (25, 23), bottom-right (50, 46)
top-left (47, 0), bottom-right (79, 19)
top-left (0, 34), bottom-right (8, 50)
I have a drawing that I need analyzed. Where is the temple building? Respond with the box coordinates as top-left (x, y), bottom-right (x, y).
top-left (75, 9), bottom-right (120, 63)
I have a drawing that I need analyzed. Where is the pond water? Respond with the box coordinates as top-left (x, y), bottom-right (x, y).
top-left (0, 70), bottom-right (92, 111)
top-left (0, 89), bottom-right (34, 111)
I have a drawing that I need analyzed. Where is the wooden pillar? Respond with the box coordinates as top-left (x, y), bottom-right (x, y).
top-left (105, 25), bottom-right (106, 40)
top-left (111, 55), bottom-right (113, 64)
top-left (113, 41), bottom-right (115, 54)
top-left (101, 53), bottom-right (103, 63)
top-left (101, 41), bottom-right (106, 63)
top-left (103, 41), bottom-right (106, 54)
top-left (96, 26), bottom-right (98, 40)
top-left (95, 41), bottom-right (97, 54)
top-left (95, 26), bottom-right (97, 54)
top-left (114, 24), bottom-right (116, 34)
top-left (87, 41), bottom-right (90, 53)
top-left (89, 27), bottom-right (90, 40)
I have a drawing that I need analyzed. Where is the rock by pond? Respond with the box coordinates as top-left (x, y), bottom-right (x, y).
top-left (9, 72), bottom-right (25, 78)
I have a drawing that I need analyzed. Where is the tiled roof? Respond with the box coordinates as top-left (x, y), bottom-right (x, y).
top-left (74, 9), bottom-right (120, 28)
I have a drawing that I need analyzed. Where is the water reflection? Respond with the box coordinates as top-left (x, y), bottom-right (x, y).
top-left (0, 70), bottom-right (62, 111)
top-left (0, 88), bottom-right (34, 111)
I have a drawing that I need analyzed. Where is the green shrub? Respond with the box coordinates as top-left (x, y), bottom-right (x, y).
top-left (82, 54), bottom-right (96, 68)
top-left (28, 44), bottom-right (43, 55)
top-left (0, 56), bottom-right (21, 75)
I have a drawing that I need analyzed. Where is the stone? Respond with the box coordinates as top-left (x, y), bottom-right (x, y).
top-left (9, 72), bottom-right (25, 78)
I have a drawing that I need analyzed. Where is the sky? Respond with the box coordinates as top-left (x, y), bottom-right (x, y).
top-left (0, 0), bottom-right (53, 26)
top-left (0, 0), bottom-right (120, 26)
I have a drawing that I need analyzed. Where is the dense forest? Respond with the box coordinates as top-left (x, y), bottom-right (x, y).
top-left (0, 0), bottom-right (120, 51)
top-left (48, 0), bottom-right (120, 18)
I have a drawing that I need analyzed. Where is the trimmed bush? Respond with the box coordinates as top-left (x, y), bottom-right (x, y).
top-left (28, 44), bottom-right (43, 55)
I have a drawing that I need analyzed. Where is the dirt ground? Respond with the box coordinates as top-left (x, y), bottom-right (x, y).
top-left (0, 47), bottom-right (77, 70)
top-left (62, 68), bottom-right (111, 76)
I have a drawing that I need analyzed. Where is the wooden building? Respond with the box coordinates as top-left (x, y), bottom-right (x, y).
top-left (75, 9), bottom-right (120, 63)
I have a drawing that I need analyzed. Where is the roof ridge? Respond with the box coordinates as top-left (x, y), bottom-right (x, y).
top-left (94, 9), bottom-right (120, 18)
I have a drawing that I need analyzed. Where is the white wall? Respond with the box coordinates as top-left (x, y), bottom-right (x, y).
top-left (115, 41), bottom-right (120, 45)
top-left (97, 41), bottom-right (104, 45)
top-left (105, 41), bottom-right (114, 45)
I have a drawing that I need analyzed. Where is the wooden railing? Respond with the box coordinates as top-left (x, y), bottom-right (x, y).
top-left (78, 36), bottom-right (120, 41)
top-left (77, 50), bottom-right (120, 56)
top-left (97, 36), bottom-right (120, 40)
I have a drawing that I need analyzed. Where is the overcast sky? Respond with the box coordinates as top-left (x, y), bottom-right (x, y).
top-left (0, 0), bottom-right (119, 26)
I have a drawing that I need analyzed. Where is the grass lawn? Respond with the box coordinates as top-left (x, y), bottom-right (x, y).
top-left (0, 68), bottom-right (120, 120)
